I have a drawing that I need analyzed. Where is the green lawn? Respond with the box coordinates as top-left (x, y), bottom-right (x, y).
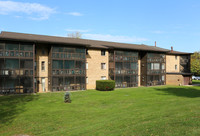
top-left (193, 80), bottom-right (200, 84)
top-left (1, 86), bottom-right (200, 136)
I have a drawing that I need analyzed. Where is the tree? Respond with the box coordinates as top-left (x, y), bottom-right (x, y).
top-left (191, 51), bottom-right (200, 75)
top-left (67, 31), bottom-right (82, 39)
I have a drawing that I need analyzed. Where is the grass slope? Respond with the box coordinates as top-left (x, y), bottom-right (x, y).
top-left (1, 85), bottom-right (200, 136)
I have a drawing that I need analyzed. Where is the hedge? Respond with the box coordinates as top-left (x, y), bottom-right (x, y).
top-left (96, 80), bottom-right (115, 91)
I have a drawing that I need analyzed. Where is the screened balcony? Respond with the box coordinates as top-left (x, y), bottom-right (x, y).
top-left (146, 53), bottom-right (166, 86)
top-left (0, 42), bottom-right (34, 94)
top-left (180, 55), bottom-right (190, 73)
top-left (50, 46), bottom-right (86, 91)
top-left (109, 50), bottom-right (138, 88)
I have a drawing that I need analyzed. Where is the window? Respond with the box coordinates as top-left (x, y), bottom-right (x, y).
top-left (53, 60), bottom-right (63, 69)
top-left (162, 63), bottom-right (165, 70)
top-left (101, 50), bottom-right (106, 56)
top-left (5, 43), bottom-right (19, 50)
top-left (101, 76), bottom-right (106, 80)
top-left (154, 63), bottom-right (160, 70)
top-left (175, 64), bottom-right (177, 70)
top-left (175, 55), bottom-right (177, 60)
top-left (42, 49), bottom-right (45, 55)
top-left (0, 43), bottom-right (4, 50)
top-left (34, 62), bottom-right (37, 70)
top-left (148, 63), bottom-right (160, 70)
top-left (5, 59), bottom-right (19, 69)
top-left (162, 75), bottom-right (165, 81)
top-left (20, 44), bottom-right (33, 51)
top-left (41, 61), bottom-right (45, 71)
top-left (86, 77), bottom-right (88, 84)
top-left (101, 63), bottom-right (106, 70)
top-left (20, 60), bottom-right (33, 69)
top-left (64, 60), bottom-right (74, 69)
top-left (86, 62), bottom-right (88, 70)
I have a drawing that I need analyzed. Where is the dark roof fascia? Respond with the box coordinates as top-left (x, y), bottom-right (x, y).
top-left (167, 51), bottom-right (193, 55)
top-left (86, 46), bottom-right (108, 50)
top-left (145, 50), bottom-right (169, 54)
top-left (102, 45), bottom-right (169, 53)
top-left (0, 37), bottom-right (91, 48)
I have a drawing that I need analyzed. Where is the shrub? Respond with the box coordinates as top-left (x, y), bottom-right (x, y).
top-left (96, 80), bottom-right (115, 91)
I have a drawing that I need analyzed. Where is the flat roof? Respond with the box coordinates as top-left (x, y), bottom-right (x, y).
top-left (0, 31), bottom-right (191, 54)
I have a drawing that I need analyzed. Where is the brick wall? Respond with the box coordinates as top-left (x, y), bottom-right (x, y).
top-left (86, 49), bottom-right (109, 89)
top-left (35, 47), bottom-right (49, 92)
top-left (166, 74), bottom-right (183, 85)
top-left (166, 55), bottom-right (180, 73)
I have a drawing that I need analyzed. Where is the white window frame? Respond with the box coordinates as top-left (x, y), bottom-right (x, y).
top-left (101, 76), bottom-right (106, 80)
top-left (41, 61), bottom-right (45, 71)
top-left (101, 50), bottom-right (106, 56)
top-left (175, 64), bottom-right (177, 70)
top-left (86, 77), bottom-right (88, 84)
top-left (86, 62), bottom-right (88, 70)
top-left (101, 63), bottom-right (106, 70)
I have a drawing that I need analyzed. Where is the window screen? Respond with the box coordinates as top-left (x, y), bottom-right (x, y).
top-left (5, 43), bottom-right (19, 50)
top-left (5, 59), bottom-right (19, 69)
top-left (64, 60), bottom-right (74, 69)
top-left (53, 60), bottom-right (63, 69)
top-left (20, 44), bottom-right (33, 51)
top-left (20, 60), bottom-right (33, 69)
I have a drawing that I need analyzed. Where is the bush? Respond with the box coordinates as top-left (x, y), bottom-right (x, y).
top-left (96, 80), bottom-right (115, 91)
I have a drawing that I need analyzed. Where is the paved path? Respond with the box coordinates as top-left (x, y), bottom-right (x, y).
top-left (185, 84), bottom-right (200, 86)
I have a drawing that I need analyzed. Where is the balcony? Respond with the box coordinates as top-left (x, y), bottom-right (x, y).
top-left (114, 69), bottom-right (138, 75)
top-left (52, 53), bottom-right (85, 60)
top-left (0, 69), bottom-right (33, 76)
top-left (52, 69), bottom-right (86, 76)
top-left (147, 57), bottom-right (165, 63)
top-left (147, 70), bottom-right (165, 75)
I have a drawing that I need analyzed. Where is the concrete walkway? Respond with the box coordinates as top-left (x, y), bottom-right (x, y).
top-left (185, 84), bottom-right (200, 86)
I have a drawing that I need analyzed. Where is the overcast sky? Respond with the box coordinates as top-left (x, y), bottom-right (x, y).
top-left (0, 0), bottom-right (199, 53)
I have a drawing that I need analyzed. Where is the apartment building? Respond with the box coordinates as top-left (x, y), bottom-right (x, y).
top-left (166, 47), bottom-right (192, 85)
top-left (0, 31), bottom-right (192, 93)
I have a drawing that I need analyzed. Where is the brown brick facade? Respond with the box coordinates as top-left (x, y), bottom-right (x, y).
top-left (35, 46), bottom-right (49, 92)
top-left (86, 49), bottom-right (109, 89)
top-left (166, 55), bottom-right (180, 73)
top-left (166, 74), bottom-right (183, 85)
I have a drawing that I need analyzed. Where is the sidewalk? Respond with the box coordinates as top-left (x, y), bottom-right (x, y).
top-left (185, 84), bottom-right (200, 86)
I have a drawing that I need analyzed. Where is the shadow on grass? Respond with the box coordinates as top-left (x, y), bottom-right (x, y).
top-left (192, 80), bottom-right (200, 85)
top-left (155, 86), bottom-right (200, 98)
top-left (0, 94), bottom-right (39, 125)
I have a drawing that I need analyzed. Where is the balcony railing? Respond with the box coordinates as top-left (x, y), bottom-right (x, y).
top-left (0, 50), bottom-right (33, 58)
top-left (52, 69), bottom-right (86, 75)
top-left (115, 56), bottom-right (138, 62)
top-left (0, 87), bottom-right (33, 94)
top-left (147, 57), bottom-right (165, 62)
top-left (147, 70), bottom-right (165, 75)
top-left (0, 69), bottom-right (33, 76)
top-left (115, 82), bottom-right (138, 88)
top-left (180, 58), bottom-right (189, 64)
top-left (114, 69), bottom-right (138, 75)
top-left (52, 53), bottom-right (85, 60)
top-left (52, 84), bottom-right (85, 91)
top-left (147, 81), bottom-right (165, 86)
